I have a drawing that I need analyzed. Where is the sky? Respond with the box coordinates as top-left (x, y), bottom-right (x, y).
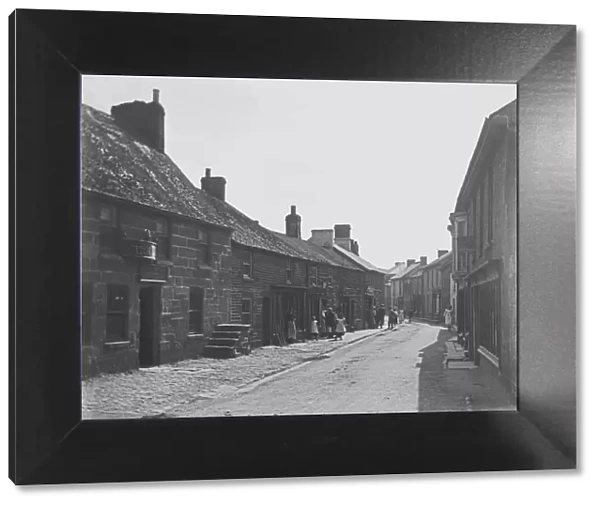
top-left (83, 76), bottom-right (515, 269)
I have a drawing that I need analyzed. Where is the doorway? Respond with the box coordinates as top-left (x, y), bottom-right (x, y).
top-left (262, 297), bottom-right (272, 345)
top-left (139, 286), bottom-right (159, 367)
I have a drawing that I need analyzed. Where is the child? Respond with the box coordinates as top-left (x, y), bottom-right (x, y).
top-left (334, 314), bottom-right (346, 341)
top-left (310, 316), bottom-right (319, 341)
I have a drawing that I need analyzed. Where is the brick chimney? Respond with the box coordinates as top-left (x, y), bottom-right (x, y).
top-left (407, 259), bottom-right (416, 266)
top-left (201, 168), bottom-right (227, 201)
top-left (285, 205), bottom-right (302, 239)
top-left (111, 89), bottom-right (165, 152)
top-left (420, 256), bottom-right (428, 266)
top-left (334, 224), bottom-right (352, 251)
top-left (351, 240), bottom-right (359, 256)
top-left (437, 249), bottom-right (449, 258)
top-left (309, 229), bottom-right (334, 248)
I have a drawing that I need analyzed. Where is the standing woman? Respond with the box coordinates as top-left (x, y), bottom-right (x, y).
top-left (444, 305), bottom-right (453, 332)
top-left (286, 308), bottom-right (297, 343)
top-left (335, 313), bottom-right (346, 341)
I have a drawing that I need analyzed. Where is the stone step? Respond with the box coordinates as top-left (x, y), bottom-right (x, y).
top-left (203, 345), bottom-right (236, 359)
top-left (212, 330), bottom-right (242, 339)
top-left (206, 337), bottom-right (239, 347)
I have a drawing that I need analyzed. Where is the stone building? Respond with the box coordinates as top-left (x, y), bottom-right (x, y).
top-left (422, 250), bottom-right (452, 322)
top-left (81, 90), bottom-right (386, 377)
top-left (384, 262), bottom-right (406, 310)
top-left (448, 99), bottom-right (517, 401)
top-left (81, 92), bottom-right (233, 377)
top-left (326, 225), bottom-right (386, 328)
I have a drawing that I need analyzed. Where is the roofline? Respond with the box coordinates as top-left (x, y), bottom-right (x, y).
top-left (455, 101), bottom-right (515, 212)
top-left (82, 189), bottom-right (235, 232)
top-left (233, 233), bottom-right (364, 272)
top-left (332, 244), bottom-right (386, 274)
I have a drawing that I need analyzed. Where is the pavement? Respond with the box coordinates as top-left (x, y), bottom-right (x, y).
top-left (82, 326), bottom-right (386, 419)
top-left (82, 322), bottom-right (514, 419)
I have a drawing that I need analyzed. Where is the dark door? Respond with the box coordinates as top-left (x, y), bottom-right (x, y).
top-left (262, 297), bottom-right (272, 345)
top-left (139, 286), bottom-right (159, 367)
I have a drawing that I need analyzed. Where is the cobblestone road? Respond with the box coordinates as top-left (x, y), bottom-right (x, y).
top-left (82, 328), bottom-right (384, 419)
top-left (172, 323), bottom-right (514, 417)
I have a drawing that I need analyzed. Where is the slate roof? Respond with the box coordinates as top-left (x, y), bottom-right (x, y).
top-left (83, 104), bottom-right (388, 269)
top-left (385, 262), bottom-right (406, 278)
top-left (422, 251), bottom-right (452, 270)
top-left (391, 262), bottom-right (422, 280)
top-left (275, 234), bottom-right (362, 271)
top-left (82, 104), bottom-right (320, 260)
top-left (332, 244), bottom-right (386, 274)
top-left (82, 105), bottom-right (230, 229)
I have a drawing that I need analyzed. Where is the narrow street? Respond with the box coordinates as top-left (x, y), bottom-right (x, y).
top-left (170, 322), bottom-right (512, 418)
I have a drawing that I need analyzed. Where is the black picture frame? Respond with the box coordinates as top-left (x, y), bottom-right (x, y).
top-left (9, 9), bottom-right (577, 485)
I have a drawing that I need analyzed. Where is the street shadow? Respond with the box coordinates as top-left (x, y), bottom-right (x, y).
top-left (417, 327), bottom-right (456, 412)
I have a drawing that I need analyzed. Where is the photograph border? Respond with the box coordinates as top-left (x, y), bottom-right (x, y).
top-left (9, 9), bottom-right (577, 485)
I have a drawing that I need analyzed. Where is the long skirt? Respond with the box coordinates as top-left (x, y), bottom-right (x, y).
top-left (287, 321), bottom-right (297, 340)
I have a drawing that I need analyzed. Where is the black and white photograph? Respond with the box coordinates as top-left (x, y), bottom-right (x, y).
top-left (81, 76), bottom-right (517, 419)
top-left (9, 5), bottom-right (579, 487)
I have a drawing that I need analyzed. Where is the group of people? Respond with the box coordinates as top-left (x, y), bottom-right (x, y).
top-left (373, 304), bottom-right (414, 329)
top-left (285, 307), bottom-right (347, 343)
top-left (286, 302), bottom-right (454, 343)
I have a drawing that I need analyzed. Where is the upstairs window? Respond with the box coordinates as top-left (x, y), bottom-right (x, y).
top-left (308, 265), bottom-right (318, 286)
top-left (189, 287), bottom-right (204, 334)
top-left (242, 250), bottom-right (253, 278)
top-left (99, 205), bottom-right (118, 251)
top-left (106, 285), bottom-right (128, 343)
top-left (197, 229), bottom-right (210, 265)
top-left (286, 260), bottom-right (293, 284)
top-left (456, 219), bottom-right (467, 237)
top-left (155, 217), bottom-right (170, 259)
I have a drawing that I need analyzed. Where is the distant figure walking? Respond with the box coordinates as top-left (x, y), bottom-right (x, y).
top-left (408, 308), bottom-right (414, 323)
top-left (376, 305), bottom-right (386, 329)
top-left (310, 316), bottom-right (319, 340)
top-left (444, 305), bottom-right (453, 332)
top-left (285, 308), bottom-right (297, 343)
top-left (334, 313), bottom-right (346, 341)
top-left (325, 307), bottom-right (337, 339)
top-left (388, 307), bottom-right (397, 329)
top-left (399, 309), bottom-right (405, 323)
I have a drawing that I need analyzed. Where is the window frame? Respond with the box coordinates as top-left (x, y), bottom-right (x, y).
top-left (154, 216), bottom-right (170, 260)
top-left (188, 287), bottom-right (204, 335)
top-left (242, 249), bottom-right (253, 278)
top-left (286, 259), bottom-right (293, 284)
top-left (99, 204), bottom-right (119, 252)
top-left (82, 283), bottom-right (93, 346)
top-left (241, 298), bottom-right (252, 325)
top-left (105, 284), bottom-right (129, 344)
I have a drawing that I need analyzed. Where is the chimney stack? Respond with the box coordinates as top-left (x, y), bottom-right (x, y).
top-left (407, 259), bottom-right (416, 266)
top-left (285, 205), bottom-right (302, 239)
top-left (395, 262), bottom-right (401, 267)
top-left (201, 167), bottom-right (227, 201)
top-left (309, 229), bottom-right (334, 248)
top-left (334, 224), bottom-right (352, 251)
top-left (420, 256), bottom-right (428, 266)
top-left (111, 89), bottom-right (166, 153)
top-left (437, 249), bottom-right (449, 258)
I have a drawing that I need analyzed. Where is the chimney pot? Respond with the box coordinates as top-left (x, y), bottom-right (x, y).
top-left (407, 259), bottom-right (416, 266)
top-left (420, 256), bottom-right (428, 266)
top-left (153, 89), bottom-right (160, 103)
top-left (437, 249), bottom-right (449, 258)
top-left (285, 206), bottom-right (302, 239)
top-left (205, 168), bottom-right (212, 178)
